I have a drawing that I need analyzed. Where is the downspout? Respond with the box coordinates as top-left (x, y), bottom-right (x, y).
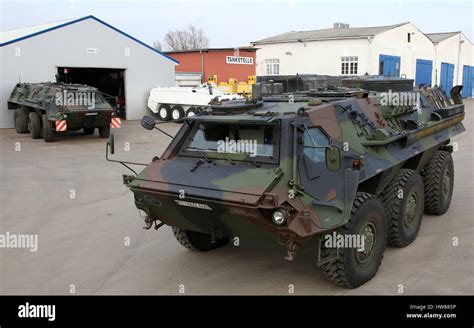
top-left (433, 42), bottom-right (438, 86)
top-left (367, 36), bottom-right (374, 74)
top-left (200, 49), bottom-right (205, 83)
top-left (456, 34), bottom-right (464, 85)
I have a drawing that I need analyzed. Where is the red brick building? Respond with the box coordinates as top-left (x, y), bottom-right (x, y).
top-left (165, 47), bottom-right (257, 84)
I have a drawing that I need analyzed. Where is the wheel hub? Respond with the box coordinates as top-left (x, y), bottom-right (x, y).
top-left (442, 169), bottom-right (451, 200)
top-left (172, 110), bottom-right (180, 120)
top-left (356, 221), bottom-right (376, 266)
top-left (159, 108), bottom-right (167, 119)
top-left (404, 191), bottom-right (418, 227)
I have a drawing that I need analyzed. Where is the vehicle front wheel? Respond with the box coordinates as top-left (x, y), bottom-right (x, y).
top-left (42, 114), bottom-right (55, 142)
top-left (99, 126), bottom-right (110, 138)
top-left (14, 107), bottom-right (29, 133)
top-left (319, 192), bottom-right (386, 288)
top-left (172, 227), bottom-right (229, 252)
top-left (83, 127), bottom-right (95, 135)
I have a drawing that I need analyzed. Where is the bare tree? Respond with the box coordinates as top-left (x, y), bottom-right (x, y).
top-left (153, 40), bottom-right (162, 51)
top-left (164, 25), bottom-right (209, 51)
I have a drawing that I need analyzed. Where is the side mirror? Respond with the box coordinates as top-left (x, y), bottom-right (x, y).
top-left (107, 134), bottom-right (115, 155)
top-left (141, 116), bottom-right (156, 130)
top-left (325, 145), bottom-right (341, 171)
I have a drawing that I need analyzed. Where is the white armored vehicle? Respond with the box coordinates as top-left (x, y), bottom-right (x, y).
top-left (147, 84), bottom-right (242, 121)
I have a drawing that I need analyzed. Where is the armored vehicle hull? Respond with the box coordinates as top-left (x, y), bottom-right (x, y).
top-left (114, 85), bottom-right (465, 288)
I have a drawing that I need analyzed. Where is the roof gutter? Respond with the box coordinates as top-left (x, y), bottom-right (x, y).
top-left (252, 35), bottom-right (374, 45)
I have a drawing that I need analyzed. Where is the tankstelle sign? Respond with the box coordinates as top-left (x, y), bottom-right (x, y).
top-left (226, 56), bottom-right (254, 65)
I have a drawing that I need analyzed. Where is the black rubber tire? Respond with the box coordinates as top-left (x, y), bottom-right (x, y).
top-left (157, 104), bottom-right (171, 121)
top-left (99, 126), bottom-right (110, 138)
top-left (14, 107), bottom-right (29, 133)
top-left (42, 114), bottom-right (55, 142)
top-left (83, 127), bottom-right (95, 135)
top-left (421, 150), bottom-right (454, 215)
top-left (380, 169), bottom-right (424, 247)
top-left (186, 107), bottom-right (197, 117)
top-left (29, 112), bottom-right (42, 139)
top-left (319, 192), bottom-right (386, 288)
top-left (172, 227), bottom-right (229, 252)
top-left (170, 105), bottom-right (184, 120)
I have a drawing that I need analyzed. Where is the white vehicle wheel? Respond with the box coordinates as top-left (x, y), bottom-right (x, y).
top-left (158, 104), bottom-right (171, 121)
top-left (171, 105), bottom-right (184, 120)
top-left (186, 107), bottom-right (197, 117)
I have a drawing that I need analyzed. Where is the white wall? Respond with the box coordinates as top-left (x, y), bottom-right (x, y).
top-left (433, 33), bottom-right (473, 86)
top-left (255, 38), bottom-right (371, 76)
top-left (369, 23), bottom-right (435, 81)
top-left (0, 18), bottom-right (175, 128)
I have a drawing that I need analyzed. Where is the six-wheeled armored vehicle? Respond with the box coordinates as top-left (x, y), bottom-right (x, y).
top-left (109, 84), bottom-right (465, 288)
top-left (8, 82), bottom-right (120, 142)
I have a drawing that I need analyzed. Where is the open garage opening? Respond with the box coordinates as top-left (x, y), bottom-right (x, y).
top-left (56, 67), bottom-right (127, 119)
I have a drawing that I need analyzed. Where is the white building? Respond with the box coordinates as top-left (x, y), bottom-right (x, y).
top-left (0, 15), bottom-right (177, 128)
top-left (252, 22), bottom-right (473, 96)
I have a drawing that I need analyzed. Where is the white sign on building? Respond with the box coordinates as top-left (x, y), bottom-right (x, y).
top-left (226, 56), bottom-right (253, 65)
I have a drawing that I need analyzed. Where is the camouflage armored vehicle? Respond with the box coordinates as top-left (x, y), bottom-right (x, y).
top-left (8, 82), bottom-right (119, 142)
top-left (107, 85), bottom-right (465, 288)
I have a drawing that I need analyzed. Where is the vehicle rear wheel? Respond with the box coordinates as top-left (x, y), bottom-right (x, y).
top-left (421, 150), bottom-right (454, 215)
top-left (171, 105), bottom-right (184, 120)
top-left (319, 192), bottom-right (386, 288)
top-left (42, 114), bottom-right (55, 142)
top-left (83, 127), bottom-right (95, 135)
top-left (172, 227), bottom-right (229, 252)
top-left (157, 104), bottom-right (171, 121)
top-left (99, 126), bottom-right (110, 138)
top-left (29, 112), bottom-right (42, 139)
top-left (14, 107), bottom-right (29, 133)
top-left (380, 169), bottom-right (424, 247)
top-left (186, 107), bottom-right (197, 117)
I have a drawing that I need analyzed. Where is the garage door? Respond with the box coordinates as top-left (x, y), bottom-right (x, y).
top-left (462, 65), bottom-right (474, 98)
top-left (440, 62), bottom-right (454, 95)
top-left (379, 54), bottom-right (401, 77)
top-left (415, 59), bottom-right (433, 86)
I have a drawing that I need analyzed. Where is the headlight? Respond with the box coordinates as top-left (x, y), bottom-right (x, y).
top-left (272, 208), bottom-right (288, 225)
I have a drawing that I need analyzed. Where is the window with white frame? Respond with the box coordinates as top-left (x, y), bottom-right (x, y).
top-left (266, 59), bottom-right (280, 75)
top-left (341, 56), bottom-right (358, 75)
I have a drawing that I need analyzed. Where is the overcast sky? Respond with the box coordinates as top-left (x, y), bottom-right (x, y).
top-left (1, 0), bottom-right (473, 49)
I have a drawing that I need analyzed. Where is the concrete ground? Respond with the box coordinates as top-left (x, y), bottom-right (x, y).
top-left (1, 100), bottom-right (473, 295)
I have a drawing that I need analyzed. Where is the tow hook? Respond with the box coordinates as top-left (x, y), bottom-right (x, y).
top-left (284, 239), bottom-right (300, 261)
top-left (210, 228), bottom-right (224, 243)
top-left (143, 215), bottom-right (165, 230)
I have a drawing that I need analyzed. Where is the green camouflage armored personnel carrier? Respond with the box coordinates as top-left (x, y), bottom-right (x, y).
top-left (8, 82), bottom-right (119, 142)
top-left (107, 85), bottom-right (465, 288)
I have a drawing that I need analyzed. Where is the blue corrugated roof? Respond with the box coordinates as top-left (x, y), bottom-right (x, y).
top-left (0, 15), bottom-right (179, 64)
